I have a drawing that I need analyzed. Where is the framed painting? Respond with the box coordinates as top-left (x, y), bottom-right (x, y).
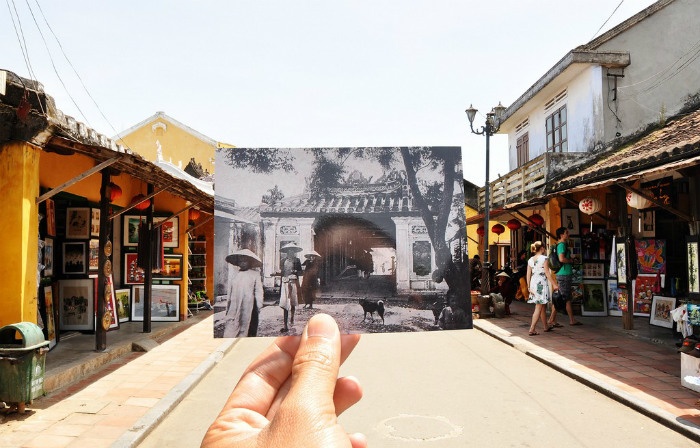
top-left (634, 239), bottom-right (666, 274)
top-left (606, 279), bottom-right (622, 317)
top-left (115, 288), bottom-right (131, 323)
top-left (155, 216), bottom-right (179, 248)
top-left (66, 207), bottom-right (90, 239)
top-left (641, 210), bottom-right (655, 238)
top-left (131, 284), bottom-right (180, 321)
top-left (632, 274), bottom-right (663, 317)
top-left (153, 254), bottom-right (183, 280)
top-left (617, 288), bottom-right (629, 312)
top-left (581, 280), bottom-right (607, 316)
top-left (63, 242), bottom-right (87, 275)
top-left (582, 262), bottom-right (605, 279)
top-left (616, 242), bottom-right (627, 285)
top-left (561, 208), bottom-right (580, 236)
top-left (123, 215), bottom-right (146, 247)
top-left (58, 279), bottom-right (94, 331)
top-left (105, 275), bottom-right (119, 330)
top-left (123, 252), bottom-right (144, 284)
top-left (91, 208), bottom-right (101, 237)
top-left (688, 236), bottom-right (700, 298)
top-left (649, 295), bottom-right (676, 328)
top-left (88, 239), bottom-right (100, 271)
top-left (43, 285), bottom-right (57, 349)
top-left (46, 198), bottom-right (56, 237)
top-left (44, 238), bottom-right (54, 276)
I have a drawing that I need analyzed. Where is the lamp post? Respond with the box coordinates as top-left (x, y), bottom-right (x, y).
top-left (466, 102), bottom-right (506, 298)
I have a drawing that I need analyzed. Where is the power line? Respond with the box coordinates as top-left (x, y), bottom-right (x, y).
top-left (590, 0), bottom-right (625, 41)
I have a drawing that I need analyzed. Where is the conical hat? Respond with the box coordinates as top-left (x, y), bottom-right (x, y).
top-left (304, 250), bottom-right (321, 258)
top-left (225, 249), bottom-right (262, 267)
top-left (280, 242), bottom-right (303, 253)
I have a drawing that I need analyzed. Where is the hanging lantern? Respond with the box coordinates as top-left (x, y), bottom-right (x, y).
top-left (130, 194), bottom-right (151, 211)
top-left (107, 182), bottom-right (122, 202)
top-left (529, 214), bottom-right (545, 227)
top-left (626, 191), bottom-right (652, 210)
top-left (578, 197), bottom-right (601, 231)
top-left (506, 219), bottom-right (521, 231)
top-left (189, 208), bottom-right (201, 221)
top-left (476, 226), bottom-right (485, 237)
top-left (492, 223), bottom-right (505, 243)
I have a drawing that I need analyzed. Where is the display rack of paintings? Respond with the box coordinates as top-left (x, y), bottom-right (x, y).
top-left (649, 295), bottom-right (676, 328)
top-left (58, 279), bottom-right (94, 331)
top-left (632, 274), bottom-right (664, 317)
top-left (131, 284), bottom-right (180, 321)
top-left (606, 279), bottom-right (623, 316)
top-left (581, 280), bottom-right (607, 316)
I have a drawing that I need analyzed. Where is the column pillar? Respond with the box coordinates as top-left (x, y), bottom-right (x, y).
top-left (0, 141), bottom-right (41, 326)
top-left (391, 217), bottom-right (411, 293)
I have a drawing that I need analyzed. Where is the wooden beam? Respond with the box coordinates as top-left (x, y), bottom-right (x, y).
top-left (186, 216), bottom-right (214, 234)
top-left (35, 157), bottom-right (120, 204)
top-left (559, 194), bottom-right (617, 225)
top-left (153, 201), bottom-right (202, 229)
top-left (109, 187), bottom-right (166, 220)
top-left (620, 183), bottom-right (694, 223)
top-left (512, 209), bottom-right (557, 240)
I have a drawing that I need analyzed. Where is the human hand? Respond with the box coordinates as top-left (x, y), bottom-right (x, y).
top-left (202, 313), bottom-right (366, 448)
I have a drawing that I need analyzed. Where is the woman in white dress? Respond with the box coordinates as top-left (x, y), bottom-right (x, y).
top-left (526, 241), bottom-right (559, 336)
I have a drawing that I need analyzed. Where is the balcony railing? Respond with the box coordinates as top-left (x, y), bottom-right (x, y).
top-left (477, 152), bottom-right (586, 211)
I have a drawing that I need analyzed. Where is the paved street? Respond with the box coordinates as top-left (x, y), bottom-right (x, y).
top-left (141, 324), bottom-right (694, 447)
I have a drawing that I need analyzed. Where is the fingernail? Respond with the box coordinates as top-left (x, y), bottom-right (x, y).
top-left (307, 314), bottom-right (336, 339)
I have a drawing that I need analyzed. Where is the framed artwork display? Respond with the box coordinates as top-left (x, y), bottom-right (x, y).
top-left (561, 208), bottom-right (580, 236)
top-left (123, 252), bottom-right (144, 284)
top-left (66, 207), bottom-right (90, 239)
top-left (688, 236), bottom-right (700, 298)
top-left (155, 217), bottom-right (179, 248)
top-left (63, 242), bottom-right (87, 275)
top-left (641, 210), bottom-right (655, 238)
top-left (43, 285), bottom-right (57, 349)
top-left (123, 215), bottom-right (146, 247)
top-left (632, 274), bottom-right (663, 317)
top-left (153, 254), bottom-right (183, 280)
top-left (634, 239), bottom-right (666, 274)
top-left (606, 279), bottom-right (622, 317)
top-left (91, 208), bottom-right (101, 237)
top-left (46, 198), bottom-right (56, 237)
top-left (581, 280), bottom-right (607, 316)
top-left (44, 238), bottom-right (54, 276)
top-left (131, 284), bottom-right (180, 321)
top-left (88, 239), bottom-right (100, 271)
top-left (582, 262), bottom-right (605, 279)
top-left (616, 242), bottom-right (627, 284)
top-left (105, 274), bottom-right (119, 330)
top-left (115, 288), bottom-right (131, 323)
top-left (58, 279), bottom-right (95, 331)
top-left (649, 295), bottom-right (676, 328)
top-left (617, 288), bottom-right (629, 312)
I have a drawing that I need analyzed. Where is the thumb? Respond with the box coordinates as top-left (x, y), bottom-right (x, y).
top-left (286, 313), bottom-right (341, 419)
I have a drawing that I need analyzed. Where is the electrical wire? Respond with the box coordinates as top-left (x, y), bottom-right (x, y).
top-left (5, 0), bottom-right (39, 88)
top-left (590, 0), bottom-right (625, 41)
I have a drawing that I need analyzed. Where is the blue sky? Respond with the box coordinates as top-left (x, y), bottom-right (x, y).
top-left (2, 0), bottom-right (657, 185)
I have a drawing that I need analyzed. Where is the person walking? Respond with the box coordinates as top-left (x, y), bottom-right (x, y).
top-left (548, 227), bottom-right (582, 327)
top-left (279, 242), bottom-right (303, 333)
top-left (301, 250), bottom-right (322, 309)
top-left (223, 249), bottom-right (264, 338)
top-left (527, 241), bottom-right (558, 336)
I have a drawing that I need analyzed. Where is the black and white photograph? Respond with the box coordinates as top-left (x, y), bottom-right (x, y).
top-left (213, 147), bottom-right (470, 337)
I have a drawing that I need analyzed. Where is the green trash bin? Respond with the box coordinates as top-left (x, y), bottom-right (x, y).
top-left (0, 322), bottom-right (50, 411)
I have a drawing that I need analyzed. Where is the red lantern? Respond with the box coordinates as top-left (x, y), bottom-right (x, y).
top-left (506, 219), bottom-right (521, 231)
top-left (476, 226), bottom-right (485, 236)
top-left (108, 182), bottom-right (122, 202)
top-left (131, 194), bottom-right (151, 211)
top-left (491, 223), bottom-right (505, 235)
top-left (529, 214), bottom-right (545, 227)
top-left (189, 208), bottom-right (201, 221)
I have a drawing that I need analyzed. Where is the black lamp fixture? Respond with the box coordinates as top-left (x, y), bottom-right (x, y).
top-left (466, 101), bottom-right (506, 297)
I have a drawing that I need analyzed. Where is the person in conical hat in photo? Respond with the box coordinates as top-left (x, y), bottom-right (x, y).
top-left (223, 248), bottom-right (263, 338)
top-left (279, 242), bottom-right (303, 333)
top-left (301, 250), bottom-right (322, 309)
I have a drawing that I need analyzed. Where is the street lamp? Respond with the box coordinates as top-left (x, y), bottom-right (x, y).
top-left (466, 102), bottom-right (506, 297)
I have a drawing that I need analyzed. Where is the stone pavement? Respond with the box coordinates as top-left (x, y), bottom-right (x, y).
top-left (1, 300), bottom-right (700, 446)
top-left (475, 300), bottom-right (700, 441)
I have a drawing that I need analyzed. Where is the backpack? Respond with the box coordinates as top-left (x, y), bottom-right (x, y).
top-left (548, 244), bottom-right (563, 273)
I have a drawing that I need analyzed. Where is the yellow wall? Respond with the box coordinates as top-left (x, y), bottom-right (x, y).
top-left (118, 117), bottom-right (215, 174)
top-left (0, 142), bottom-right (40, 326)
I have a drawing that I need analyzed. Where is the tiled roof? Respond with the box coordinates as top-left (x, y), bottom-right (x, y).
top-left (548, 108), bottom-right (700, 193)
